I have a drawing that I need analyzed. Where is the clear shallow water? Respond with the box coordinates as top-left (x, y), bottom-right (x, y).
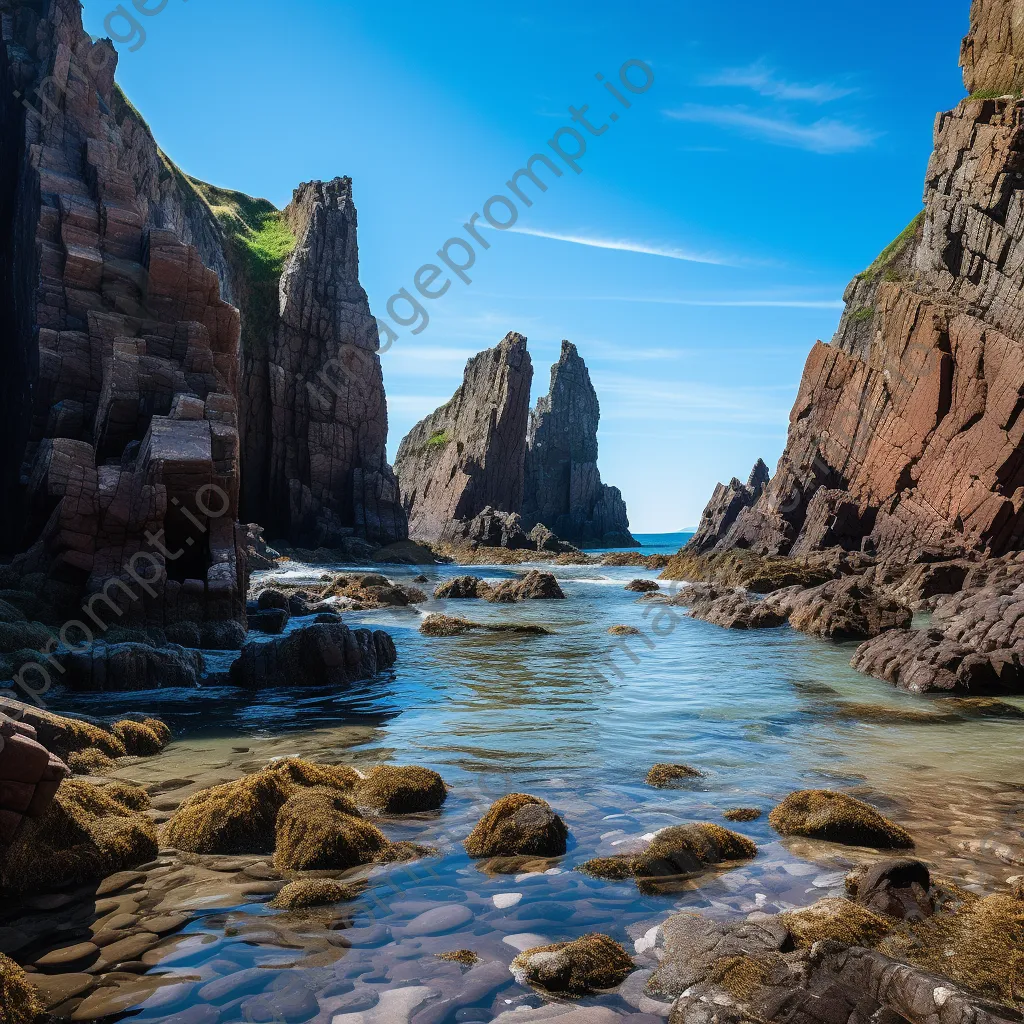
top-left (48, 537), bottom-right (1024, 1023)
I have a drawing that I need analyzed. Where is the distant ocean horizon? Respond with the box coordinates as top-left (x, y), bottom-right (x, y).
top-left (588, 531), bottom-right (694, 556)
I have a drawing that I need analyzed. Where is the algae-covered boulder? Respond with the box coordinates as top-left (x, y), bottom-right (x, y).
top-left (433, 576), bottom-right (491, 600)
top-left (103, 781), bottom-right (151, 812)
top-left (163, 759), bottom-right (360, 855)
top-left (273, 788), bottom-right (389, 872)
top-left (879, 891), bottom-right (1024, 1007)
top-left (0, 779), bottom-right (158, 893)
top-left (646, 764), bottom-right (704, 788)
top-left (112, 718), bottom-right (170, 756)
top-left (68, 748), bottom-right (115, 775)
top-left (512, 933), bottom-right (634, 995)
top-left (781, 897), bottom-right (893, 949)
top-left (625, 579), bottom-right (660, 593)
top-left (355, 765), bottom-right (447, 813)
top-left (724, 808), bottom-right (763, 823)
top-left (634, 823), bottom-right (757, 882)
top-left (769, 790), bottom-right (914, 849)
top-left (608, 625), bottom-right (641, 636)
top-left (486, 571), bottom-right (565, 603)
top-left (419, 614), bottom-right (551, 638)
top-left (464, 794), bottom-right (568, 858)
top-left (269, 878), bottom-right (365, 910)
top-left (0, 954), bottom-right (41, 1024)
top-left (580, 823), bottom-right (757, 889)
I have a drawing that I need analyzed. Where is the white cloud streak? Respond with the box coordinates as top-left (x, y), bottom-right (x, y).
top-left (501, 225), bottom-right (732, 266)
top-left (706, 63), bottom-right (856, 104)
top-left (665, 105), bottom-right (876, 154)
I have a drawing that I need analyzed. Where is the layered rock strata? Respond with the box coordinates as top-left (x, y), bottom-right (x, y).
top-left (522, 341), bottom-right (637, 548)
top-left (1, 0), bottom-right (246, 627)
top-left (395, 333), bottom-right (533, 543)
top-left (688, 0), bottom-right (1024, 561)
top-left (242, 178), bottom-right (407, 547)
top-left (0, 0), bottom-right (407, 643)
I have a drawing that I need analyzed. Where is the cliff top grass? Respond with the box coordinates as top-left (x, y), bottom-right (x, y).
top-left (187, 176), bottom-right (297, 284)
top-left (858, 211), bottom-right (924, 284)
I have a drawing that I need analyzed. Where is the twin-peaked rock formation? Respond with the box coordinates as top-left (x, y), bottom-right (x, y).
top-left (0, 0), bottom-right (405, 629)
top-left (690, 0), bottom-right (1024, 562)
top-left (522, 341), bottom-right (635, 548)
top-left (395, 335), bottom-right (635, 548)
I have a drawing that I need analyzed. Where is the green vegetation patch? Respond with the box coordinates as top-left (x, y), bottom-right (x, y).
top-left (426, 430), bottom-right (451, 449)
top-left (858, 211), bottom-right (924, 284)
top-left (187, 177), bottom-right (297, 284)
top-left (851, 307), bottom-right (874, 324)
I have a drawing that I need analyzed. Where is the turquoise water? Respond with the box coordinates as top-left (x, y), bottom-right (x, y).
top-left (49, 535), bottom-right (1024, 1022)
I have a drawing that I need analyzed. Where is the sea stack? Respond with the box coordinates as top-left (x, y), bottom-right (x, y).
top-left (394, 332), bottom-right (533, 543)
top-left (686, 0), bottom-right (1024, 561)
top-left (244, 178), bottom-right (407, 548)
top-left (522, 341), bottom-right (637, 548)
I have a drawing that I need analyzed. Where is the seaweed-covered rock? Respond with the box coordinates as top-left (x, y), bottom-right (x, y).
top-left (608, 625), bottom-right (642, 636)
top-left (486, 571), bottom-right (565, 603)
top-left (781, 897), bottom-right (894, 949)
top-left (57, 643), bottom-right (205, 692)
top-left (419, 614), bottom-right (551, 638)
top-left (769, 790), bottom-right (914, 849)
top-left (646, 764), bottom-right (704, 788)
top-left (68, 749), bottom-right (114, 775)
top-left (269, 878), bottom-right (364, 910)
top-left (273, 788), bottom-right (389, 871)
top-left (626, 579), bottom-right (659, 593)
top-left (103, 781), bottom-right (151, 812)
top-left (633, 824), bottom-right (757, 884)
top-left (723, 807), bottom-right (763, 822)
top-left (163, 759), bottom-right (360, 854)
top-left (659, 551), bottom-right (835, 593)
top-left (512, 933), bottom-right (634, 995)
top-left (0, 954), bottom-right (41, 1024)
top-left (581, 823), bottom-right (757, 891)
top-left (464, 794), bottom-right (568, 858)
top-left (0, 701), bottom-right (126, 760)
top-left (229, 622), bottom-right (397, 690)
top-left (355, 765), bottom-right (447, 813)
top-left (112, 719), bottom-right (170, 756)
top-left (878, 890), bottom-right (1024, 1007)
top-left (433, 576), bottom-right (492, 600)
top-left (0, 780), bottom-right (158, 893)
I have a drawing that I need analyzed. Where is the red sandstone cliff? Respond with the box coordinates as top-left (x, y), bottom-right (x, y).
top-left (692, 0), bottom-right (1024, 561)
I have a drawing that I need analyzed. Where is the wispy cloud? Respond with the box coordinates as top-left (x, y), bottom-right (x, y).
top-left (594, 375), bottom-right (796, 425)
top-left (665, 105), bottom-right (876, 154)
top-left (501, 226), bottom-right (732, 266)
top-left (591, 294), bottom-right (844, 309)
top-left (706, 62), bottom-right (855, 104)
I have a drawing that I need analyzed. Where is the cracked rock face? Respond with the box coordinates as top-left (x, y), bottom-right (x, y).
top-left (522, 341), bottom-right (636, 549)
top-left (395, 333), bottom-right (534, 544)
top-left (1, 0), bottom-right (246, 626)
top-left (251, 178), bottom-right (407, 548)
top-left (688, 2), bottom-right (1024, 562)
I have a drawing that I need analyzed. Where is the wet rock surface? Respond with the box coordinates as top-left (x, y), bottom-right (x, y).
top-left (228, 621), bottom-right (397, 690)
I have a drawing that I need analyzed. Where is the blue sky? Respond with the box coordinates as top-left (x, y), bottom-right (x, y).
top-left (84, 0), bottom-right (970, 531)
